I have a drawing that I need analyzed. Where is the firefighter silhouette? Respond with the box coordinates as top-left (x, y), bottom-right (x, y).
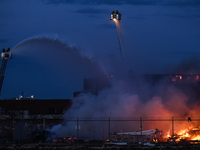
top-left (188, 117), bottom-right (192, 122)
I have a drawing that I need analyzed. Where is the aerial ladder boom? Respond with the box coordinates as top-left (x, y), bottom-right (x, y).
top-left (0, 48), bottom-right (12, 95)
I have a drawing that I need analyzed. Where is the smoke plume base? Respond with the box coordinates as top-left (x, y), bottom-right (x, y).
top-left (50, 75), bottom-right (200, 139)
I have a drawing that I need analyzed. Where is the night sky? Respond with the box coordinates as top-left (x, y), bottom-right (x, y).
top-left (0, 0), bottom-right (200, 99)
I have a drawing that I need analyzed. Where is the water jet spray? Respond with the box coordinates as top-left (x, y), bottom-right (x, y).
top-left (110, 10), bottom-right (123, 60)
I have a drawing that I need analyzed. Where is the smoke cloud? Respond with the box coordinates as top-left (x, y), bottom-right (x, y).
top-left (10, 36), bottom-right (200, 140)
top-left (50, 74), bottom-right (200, 139)
top-left (171, 55), bottom-right (200, 74)
top-left (50, 52), bottom-right (200, 139)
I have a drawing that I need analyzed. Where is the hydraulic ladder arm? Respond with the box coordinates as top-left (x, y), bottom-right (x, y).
top-left (0, 48), bottom-right (12, 95)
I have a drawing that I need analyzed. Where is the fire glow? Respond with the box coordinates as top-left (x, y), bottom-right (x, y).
top-left (164, 125), bottom-right (200, 143)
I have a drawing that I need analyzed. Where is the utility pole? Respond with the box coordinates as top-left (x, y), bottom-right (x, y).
top-left (140, 117), bottom-right (143, 142)
top-left (108, 117), bottom-right (110, 142)
top-left (21, 91), bottom-right (24, 144)
top-left (22, 91), bottom-right (24, 120)
top-left (172, 117), bottom-right (174, 139)
top-left (77, 118), bottom-right (79, 145)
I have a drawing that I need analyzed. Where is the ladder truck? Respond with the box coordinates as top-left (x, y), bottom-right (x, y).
top-left (0, 48), bottom-right (12, 95)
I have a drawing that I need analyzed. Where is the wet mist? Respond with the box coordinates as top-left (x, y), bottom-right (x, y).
top-left (2, 36), bottom-right (108, 99)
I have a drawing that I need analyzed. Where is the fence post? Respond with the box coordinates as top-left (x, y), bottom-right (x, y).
top-left (140, 117), bottom-right (143, 142)
top-left (77, 117), bottom-right (79, 145)
top-left (172, 117), bottom-right (174, 139)
top-left (108, 117), bottom-right (110, 142)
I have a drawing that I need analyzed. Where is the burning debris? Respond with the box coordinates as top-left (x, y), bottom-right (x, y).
top-left (48, 137), bottom-right (78, 143)
top-left (165, 126), bottom-right (200, 143)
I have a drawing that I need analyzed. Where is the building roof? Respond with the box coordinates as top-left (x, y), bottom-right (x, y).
top-left (0, 99), bottom-right (72, 115)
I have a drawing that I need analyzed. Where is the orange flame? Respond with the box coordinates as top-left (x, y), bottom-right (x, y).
top-left (163, 126), bottom-right (200, 143)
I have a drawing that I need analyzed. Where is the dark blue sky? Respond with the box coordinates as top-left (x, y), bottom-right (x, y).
top-left (0, 0), bottom-right (200, 99)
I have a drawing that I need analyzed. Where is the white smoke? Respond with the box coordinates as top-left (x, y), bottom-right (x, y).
top-left (50, 75), bottom-right (200, 139)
